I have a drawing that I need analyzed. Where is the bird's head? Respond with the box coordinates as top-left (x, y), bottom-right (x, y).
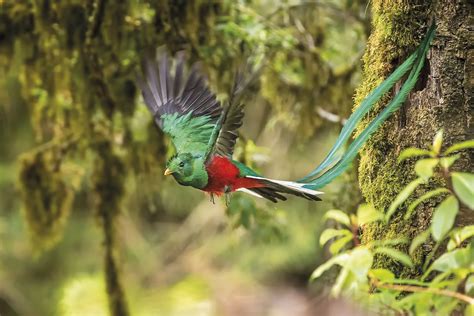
top-left (164, 153), bottom-right (208, 188)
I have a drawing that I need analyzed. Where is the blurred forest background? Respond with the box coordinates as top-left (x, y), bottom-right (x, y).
top-left (0, 0), bottom-right (370, 316)
top-left (0, 0), bottom-right (471, 316)
top-left (0, 1), bottom-right (368, 315)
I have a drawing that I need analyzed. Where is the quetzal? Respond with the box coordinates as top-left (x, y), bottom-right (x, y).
top-left (138, 24), bottom-right (435, 203)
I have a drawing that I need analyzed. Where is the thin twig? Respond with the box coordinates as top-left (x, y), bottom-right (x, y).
top-left (371, 278), bottom-right (474, 305)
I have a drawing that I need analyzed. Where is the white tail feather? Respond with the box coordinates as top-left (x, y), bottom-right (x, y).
top-left (237, 188), bottom-right (264, 198)
top-left (245, 176), bottom-right (324, 196)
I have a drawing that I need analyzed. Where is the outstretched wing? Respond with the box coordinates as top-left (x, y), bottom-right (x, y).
top-left (205, 70), bottom-right (249, 159)
top-left (138, 51), bottom-right (222, 155)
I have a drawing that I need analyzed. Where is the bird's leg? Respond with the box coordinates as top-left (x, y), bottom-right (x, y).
top-left (224, 185), bottom-right (232, 207)
top-left (209, 193), bottom-right (215, 204)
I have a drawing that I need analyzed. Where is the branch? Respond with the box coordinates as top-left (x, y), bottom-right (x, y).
top-left (371, 278), bottom-right (474, 305)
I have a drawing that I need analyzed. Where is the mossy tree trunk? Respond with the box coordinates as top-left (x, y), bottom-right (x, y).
top-left (355, 0), bottom-right (473, 276)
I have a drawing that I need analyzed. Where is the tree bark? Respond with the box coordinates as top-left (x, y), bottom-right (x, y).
top-left (355, 0), bottom-right (473, 277)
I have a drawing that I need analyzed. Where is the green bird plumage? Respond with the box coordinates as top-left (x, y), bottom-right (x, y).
top-left (138, 24), bottom-right (436, 203)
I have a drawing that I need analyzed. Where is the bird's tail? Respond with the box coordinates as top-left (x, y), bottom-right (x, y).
top-left (298, 23), bottom-right (436, 190)
top-left (238, 176), bottom-right (323, 202)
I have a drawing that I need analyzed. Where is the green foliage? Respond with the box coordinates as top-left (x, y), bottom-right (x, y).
top-left (448, 226), bottom-right (474, 251)
top-left (323, 209), bottom-right (351, 227)
top-left (386, 177), bottom-right (424, 222)
top-left (431, 196), bottom-right (458, 242)
top-left (444, 140), bottom-right (474, 155)
top-left (452, 172), bottom-right (474, 210)
top-left (409, 230), bottom-right (430, 256)
top-left (312, 132), bottom-right (474, 314)
top-left (405, 188), bottom-right (450, 220)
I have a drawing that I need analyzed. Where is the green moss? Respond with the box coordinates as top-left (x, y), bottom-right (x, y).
top-left (353, 1), bottom-right (432, 276)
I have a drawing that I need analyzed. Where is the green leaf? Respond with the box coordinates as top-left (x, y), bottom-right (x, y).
top-left (310, 252), bottom-right (350, 281)
top-left (445, 139), bottom-right (474, 154)
top-left (374, 247), bottom-right (413, 267)
top-left (466, 274), bottom-right (474, 295)
top-left (447, 225), bottom-right (474, 251)
top-left (397, 292), bottom-right (431, 313)
top-left (398, 148), bottom-right (431, 163)
top-left (323, 209), bottom-right (351, 227)
top-left (405, 188), bottom-right (450, 220)
top-left (451, 172), bottom-right (474, 210)
top-left (439, 154), bottom-right (460, 169)
top-left (357, 204), bottom-right (383, 226)
top-left (431, 196), bottom-right (459, 241)
top-left (430, 271), bottom-right (458, 287)
top-left (331, 267), bottom-right (350, 297)
top-left (436, 298), bottom-right (461, 316)
top-left (368, 238), bottom-right (409, 248)
top-left (346, 248), bottom-right (374, 279)
top-left (310, 248), bottom-right (373, 282)
top-left (409, 230), bottom-right (430, 255)
top-left (428, 246), bottom-right (474, 273)
top-left (329, 234), bottom-right (353, 255)
top-left (331, 248), bottom-right (373, 297)
top-left (319, 228), bottom-right (352, 246)
top-left (386, 178), bottom-right (425, 222)
top-left (310, 256), bottom-right (341, 281)
top-left (432, 129), bottom-right (443, 155)
top-left (414, 158), bottom-right (439, 180)
top-left (369, 268), bottom-right (395, 282)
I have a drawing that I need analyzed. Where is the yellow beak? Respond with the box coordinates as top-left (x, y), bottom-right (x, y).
top-left (164, 168), bottom-right (173, 176)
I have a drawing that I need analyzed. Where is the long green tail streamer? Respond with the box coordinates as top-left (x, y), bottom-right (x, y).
top-left (300, 23), bottom-right (436, 189)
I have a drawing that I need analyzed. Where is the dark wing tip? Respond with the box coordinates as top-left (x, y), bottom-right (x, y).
top-left (138, 50), bottom-right (223, 126)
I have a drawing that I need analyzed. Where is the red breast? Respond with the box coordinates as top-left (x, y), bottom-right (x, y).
top-left (203, 156), bottom-right (263, 194)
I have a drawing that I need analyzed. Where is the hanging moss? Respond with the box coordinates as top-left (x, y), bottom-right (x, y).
top-left (18, 149), bottom-right (74, 252)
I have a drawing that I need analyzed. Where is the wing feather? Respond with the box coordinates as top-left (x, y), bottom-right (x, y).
top-left (138, 51), bottom-right (223, 154)
top-left (214, 102), bottom-right (245, 157)
top-left (204, 69), bottom-right (250, 159)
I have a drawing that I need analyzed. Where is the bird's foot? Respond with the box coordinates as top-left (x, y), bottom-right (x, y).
top-left (209, 193), bottom-right (215, 204)
top-left (224, 186), bottom-right (232, 207)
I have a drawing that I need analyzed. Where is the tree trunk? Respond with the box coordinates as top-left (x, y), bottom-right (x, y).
top-left (355, 0), bottom-right (473, 277)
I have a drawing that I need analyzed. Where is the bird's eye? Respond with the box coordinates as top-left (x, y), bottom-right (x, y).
top-left (179, 162), bottom-right (185, 168)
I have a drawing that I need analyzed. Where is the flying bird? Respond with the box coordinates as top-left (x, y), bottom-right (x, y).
top-left (138, 24), bottom-right (435, 203)
top-left (138, 52), bottom-right (322, 203)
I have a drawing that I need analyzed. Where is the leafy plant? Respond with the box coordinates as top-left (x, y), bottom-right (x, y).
top-left (312, 132), bottom-right (474, 315)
